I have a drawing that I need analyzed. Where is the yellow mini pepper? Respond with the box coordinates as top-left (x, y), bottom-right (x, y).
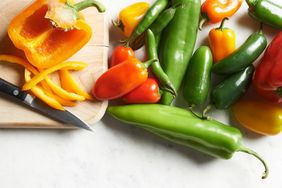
top-left (232, 99), bottom-right (282, 135)
top-left (208, 18), bottom-right (236, 62)
top-left (114, 2), bottom-right (149, 37)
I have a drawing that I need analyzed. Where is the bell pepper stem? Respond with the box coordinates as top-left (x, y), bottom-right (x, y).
top-left (199, 14), bottom-right (208, 31)
top-left (72, 0), bottom-right (106, 13)
top-left (217, 17), bottom-right (229, 30)
top-left (238, 146), bottom-right (269, 179)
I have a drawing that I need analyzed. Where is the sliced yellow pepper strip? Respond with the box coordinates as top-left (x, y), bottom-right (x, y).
top-left (44, 89), bottom-right (76, 107)
top-left (22, 61), bottom-right (88, 91)
top-left (24, 69), bottom-right (64, 111)
top-left (59, 69), bottom-right (93, 100)
top-left (45, 76), bottom-right (85, 101)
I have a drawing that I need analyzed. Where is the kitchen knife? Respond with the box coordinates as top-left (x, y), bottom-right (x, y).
top-left (0, 78), bottom-right (92, 131)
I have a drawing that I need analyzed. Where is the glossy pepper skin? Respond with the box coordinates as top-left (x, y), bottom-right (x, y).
top-left (246, 0), bottom-right (282, 30)
top-left (123, 78), bottom-right (161, 104)
top-left (233, 99), bottom-right (282, 136)
top-left (127, 0), bottom-right (169, 48)
top-left (110, 46), bottom-right (135, 67)
top-left (8, 0), bottom-right (92, 69)
top-left (209, 18), bottom-right (236, 62)
top-left (92, 58), bottom-right (154, 100)
top-left (200, 0), bottom-right (243, 26)
top-left (159, 0), bottom-right (201, 105)
top-left (183, 46), bottom-right (213, 106)
top-left (108, 104), bottom-right (268, 179)
top-left (212, 30), bottom-right (267, 75)
top-left (212, 65), bottom-right (254, 109)
top-left (253, 32), bottom-right (282, 102)
top-left (115, 2), bottom-right (149, 37)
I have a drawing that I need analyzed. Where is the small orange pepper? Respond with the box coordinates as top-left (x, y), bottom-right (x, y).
top-left (232, 99), bottom-right (282, 135)
top-left (200, 0), bottom-right (243, 27)
top-left (114, 2), bottom-right (149, 37)
top-left (208, 18), bottom-right (236, 62)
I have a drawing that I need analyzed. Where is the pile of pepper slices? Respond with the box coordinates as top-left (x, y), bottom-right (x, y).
top-left (93, 0), bottom-right (282, 179)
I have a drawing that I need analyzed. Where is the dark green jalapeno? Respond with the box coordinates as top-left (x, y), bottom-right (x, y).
top-left (107, 104), bottom-right (268, 179)
top-left (128, 0), bottom-right (169, 49)
top-left (183, 46), bottom-right (213, 106)
top-left (159, 0), bottom-right (201, 105)
top-left (212, 30), bottom-right (267, 75)
top-left (246, 0), bottom-right (282, 30)
top-left (146, 29), bottom-right (176, 96)
top-left (211, 65), bottom-right (255, 109)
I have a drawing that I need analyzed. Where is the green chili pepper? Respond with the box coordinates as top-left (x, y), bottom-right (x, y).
top-left (159, 0), bottom-right (201, 105)
top-left (211, 65), bottom-right (255, 109)
top-left (150, 7), bottom-right (177, 48)
top-left (127, 0), bottom-right (169, 49)
top-left (183, 46), bottom-right (213, 106)
top-left (107, 104), bottom-right (268, 179)
top-left (212, 30), bottom-right (267, 75)
top-left (146, 29), bottom-right (176, 96)
top-left (246, 0), bottom-right (282, 30)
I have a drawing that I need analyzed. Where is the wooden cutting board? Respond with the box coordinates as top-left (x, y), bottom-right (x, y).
top-left (0, 0), bottom-right (108, 128)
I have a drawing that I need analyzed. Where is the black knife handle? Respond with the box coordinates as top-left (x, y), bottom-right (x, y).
top-left (0, 78), bottom-right (28, 101)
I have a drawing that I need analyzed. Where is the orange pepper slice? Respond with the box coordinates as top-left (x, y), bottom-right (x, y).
top-left (59, 69), bottom-right (92, 100)
top-left (22, 61), bottom-right (87, 91)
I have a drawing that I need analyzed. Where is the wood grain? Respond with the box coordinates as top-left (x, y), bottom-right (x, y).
top-left (0, 0), bottom-right (108, 128)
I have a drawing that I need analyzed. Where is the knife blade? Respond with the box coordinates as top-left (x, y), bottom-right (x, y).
top-left (0, 78), bottom-right (92, 131)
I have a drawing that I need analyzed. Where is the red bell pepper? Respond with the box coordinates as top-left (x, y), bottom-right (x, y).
top-left (253, 32), bottom-right (282, 103)
top-left (123, 78), bottom-right (161, 104)
top-left (110, 46), bottom-right (135, 67)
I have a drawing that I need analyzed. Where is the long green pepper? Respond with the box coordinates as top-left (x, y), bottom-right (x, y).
top-left (127, 0), bottom-right (169, 48)
top-left (159, 0), bottom-right (201, 105)
top-left (107, 104), bottom-right (268, 179)
top-left (246, 0), bottom-right (282, 29)
top-left (146, 29), bottom-right (176, 96)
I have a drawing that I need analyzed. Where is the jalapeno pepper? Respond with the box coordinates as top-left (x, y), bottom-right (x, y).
top-left (212, 29), bottom-right (267, 75)
top-left (253, 32), bottom-right (282, 103)
top-left (246, 0), bottom-right (282, 30)
top-left (107, 104), bottom-right (268, 179)
top-left (127, 0), bottom-right (169, 48)
top-left (208, 18), bottom-right (236, 62)
top-left (200, 0), bottom-right (243, 28)
top-left (92, 58), bottom-right (155, 100)
top-left (183, 46), bottom-right (213, 106)
top-left (159, 0), bottom-right (201, 105)
top-left (123, 78), bottom-right (161, 104)
top-left (212, 65), bottom-right (255, 109)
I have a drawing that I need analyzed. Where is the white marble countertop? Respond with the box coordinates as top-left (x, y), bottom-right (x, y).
top-left (0, 1), bottom-right (281, 188)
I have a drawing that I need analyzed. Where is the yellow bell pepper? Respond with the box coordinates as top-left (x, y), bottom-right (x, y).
top-left (208, 18), bottom-right (236, 62)
top-left (22, 61), bottom-right (87, 91)
top-left (24, 69), bottom-right (64, 110)
top-left (59, 69), bottom-right (92, 100)
top-left (232, 99), bottom-right (282, 135)
top-left (114, 2), bottom-right (149, 37)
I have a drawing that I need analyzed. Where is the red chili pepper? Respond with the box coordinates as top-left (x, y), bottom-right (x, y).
top-left (110, 45), bottom-right (135, 67)
top-left (93, 58), bottom-right (154, 100)
top-left (123, 78), bottom-right (161, 104)
top-left (253, 32), bottom-right (282, 103)
top-left (200, 0), bottom-right (243, 28)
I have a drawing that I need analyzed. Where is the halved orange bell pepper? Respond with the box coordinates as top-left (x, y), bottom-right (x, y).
top-left (8, 0), bottom-right (105, 69)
